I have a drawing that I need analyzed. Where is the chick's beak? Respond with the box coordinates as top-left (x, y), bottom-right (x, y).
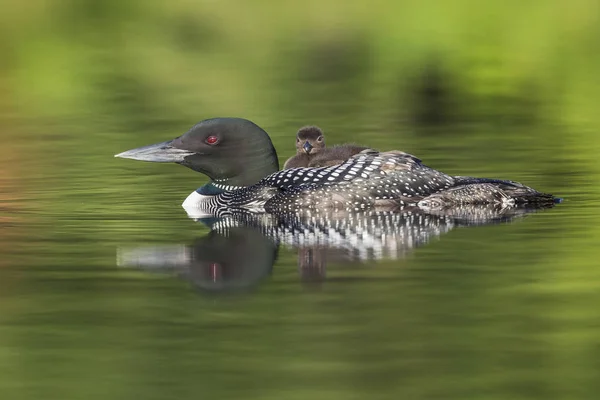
top-left (302, 141), bottom-right (313, 154)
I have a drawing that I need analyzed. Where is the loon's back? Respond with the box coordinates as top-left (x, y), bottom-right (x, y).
top-left (263, 150), bottom-right (453, 212)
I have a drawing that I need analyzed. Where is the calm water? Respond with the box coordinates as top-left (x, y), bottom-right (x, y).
top-left (0, 118), bottom-right (597, 400)
top-left (3, 1), bottom-right (600, 397)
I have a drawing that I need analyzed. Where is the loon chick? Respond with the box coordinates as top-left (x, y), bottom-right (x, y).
top-left (283, 126), bottom-right (326, 169)
top-left (308, 144), bottom-right (372, 168)
top-left (115, 117), bottom-right (556, 215)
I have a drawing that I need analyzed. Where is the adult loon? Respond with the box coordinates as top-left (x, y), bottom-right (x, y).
top-left (283, 126), bottom-right (326, 169)
top-left (115, 117), bottom-right (556, 215)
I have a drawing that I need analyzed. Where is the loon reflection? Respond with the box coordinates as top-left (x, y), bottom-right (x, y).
top-left (117, 224), bottom-right (278, 293)
top-left (117, 204), bottom-right (551, 293)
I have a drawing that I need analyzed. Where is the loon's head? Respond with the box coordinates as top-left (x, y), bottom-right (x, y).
top-left (295, 126), bottom-right (325, 155)
top-left (115, 118), bottom-right (280, 188)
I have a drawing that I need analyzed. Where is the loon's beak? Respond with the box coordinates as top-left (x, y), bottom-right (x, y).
top-left (302, 141), bottom-right (313, 154)
top-left (114, 140), bottom-right (195, 163)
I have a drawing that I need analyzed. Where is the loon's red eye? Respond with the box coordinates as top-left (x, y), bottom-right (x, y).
top-left (205, 135), bottom-right (219, 145)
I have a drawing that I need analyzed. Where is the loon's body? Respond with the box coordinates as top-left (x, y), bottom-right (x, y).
top-left (115, 118), bottom-right (556, 216)
top-left (182, 150), bottom-right (553, 215)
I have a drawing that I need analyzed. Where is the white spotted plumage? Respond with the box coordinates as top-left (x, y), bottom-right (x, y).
top-left (182, 150), bottom-right (554, 217)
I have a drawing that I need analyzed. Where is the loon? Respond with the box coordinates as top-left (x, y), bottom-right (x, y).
top-left (114, 117), bottom-right (556, 215)
top-left (283, 126), bottom-right (326, 169)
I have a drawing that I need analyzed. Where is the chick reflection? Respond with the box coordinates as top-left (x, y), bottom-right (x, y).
top-left (297, 247), bottom-right (328, 284)
top-left (117, 225), bottom-right (278, 293)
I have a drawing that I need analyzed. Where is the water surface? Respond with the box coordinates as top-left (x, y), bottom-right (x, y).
top-left (1, 119), bottom-right (597, 400)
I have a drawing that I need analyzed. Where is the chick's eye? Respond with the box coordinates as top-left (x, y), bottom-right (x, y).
top-left (296, 138), bottom-right (300, 143)
top-left (205, 135), bottom-right (219, 145)
top-left (317, 136), bottom-right (323, 142)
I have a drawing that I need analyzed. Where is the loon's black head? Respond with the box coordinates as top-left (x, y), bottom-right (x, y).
top-left (296, 126), bottom-right (325, 155)
top-left (115, 118), bottom-right (280, 188)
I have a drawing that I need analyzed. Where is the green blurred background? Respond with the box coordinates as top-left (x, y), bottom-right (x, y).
top-left (1, 1), bottom-right (599, 399)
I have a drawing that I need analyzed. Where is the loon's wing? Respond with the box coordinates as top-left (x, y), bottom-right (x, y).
top-left (262, 150), bottom-right (455, 212)
top-left (418, 176), bottom-right (555, 207)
